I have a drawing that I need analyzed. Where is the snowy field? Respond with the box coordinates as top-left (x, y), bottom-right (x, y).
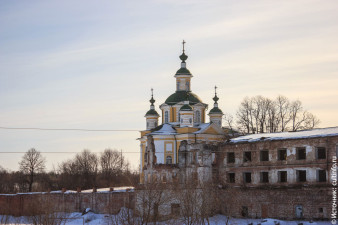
top-left (0, 212), bottom-right (331, 225)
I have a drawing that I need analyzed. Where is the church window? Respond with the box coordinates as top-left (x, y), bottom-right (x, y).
top-left (146, 122), bottom-right (149, 128)
top-left (165, 111), bottom-right (169, 123)
top-left (195, 111), bottom-right (201, 123)
top-left (189, 118), bottom-right (192, 123)
top-left (186, 81), bottom-right (190, 91)
top-left (166, 156), bottom-right (172, 164)
top-left (177, 81), bottom-right (180, 90)
top-left (155, 121), bottom-right (157, 127)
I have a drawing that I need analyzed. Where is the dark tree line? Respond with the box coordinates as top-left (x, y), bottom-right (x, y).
top-left (225, 95), bottom-right (320, 135)
top-left (0, 148), bottom-right (139, 194)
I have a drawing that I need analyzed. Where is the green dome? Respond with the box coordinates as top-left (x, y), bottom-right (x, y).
top-left (165, 91), bottom-right (203, 105)
top-left (175, 67), bottom-right (192, 75)
top-left (145, 109), bottom-right (159, 117)
top-left (209, 107), bottom-right (223, 114)
top-left (180, 104), bottom-right (193, 111)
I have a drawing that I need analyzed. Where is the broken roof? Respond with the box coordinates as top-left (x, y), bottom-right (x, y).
top-left (229, 126), bottom-right (338, 143)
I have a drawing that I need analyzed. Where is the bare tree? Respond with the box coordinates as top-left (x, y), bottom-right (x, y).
top-left (75, 149), bottom-right (98, 188)
top-left (19, 148), bottom-right (45, 192)
top-left (223, 113), bottom-right (235, 137)
top-left (235, 95), bottom-right (320, 134)
top-left (236, 97), bottom-right (254, 134)
top-left (275, 95), bottom-right (291, 131)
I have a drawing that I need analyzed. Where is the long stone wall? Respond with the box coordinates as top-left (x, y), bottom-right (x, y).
top-left (0, 189), bottom-right (134, 216)
top-left (219, 185), bottom-right (330, 220)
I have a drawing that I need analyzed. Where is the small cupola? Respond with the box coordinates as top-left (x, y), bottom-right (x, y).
top-left (175, 40), bottom-right (192, 92)
top-left (145, 88), bottom-right (160, 130)
top-left (179, 95), bottom-right (194, 127)
top-left (208, 86), bottom-right (223, 127)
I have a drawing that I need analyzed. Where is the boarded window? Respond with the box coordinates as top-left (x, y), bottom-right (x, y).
top-left (260, 172), bottom-right (269, 183)
top-left (278, 149), bottom-right (287, 161)
top-left (297, 170), bottom-right (306, 182)
top-left (243, 172), bottom-right (251, 183)
top-left (316, 147), bottom-right (326, 159)
top-left (243, 152), bottom-right (251, 162)
top-left (260, 150), bottom-right (269, 161)
top-left (296, 147), bottom-right (306, 160)
top-left (228, 173), bottom-right (235, 183)
top-left (228, 152), bottom-right (235, 163)
top-left (317, 170), bottom-right (326, 182)
top-left (278, 171), bottom-right (287, 182)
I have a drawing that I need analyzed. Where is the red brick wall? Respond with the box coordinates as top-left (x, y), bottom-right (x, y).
top-left (0, 191), bottom-right (134, 216)
top-left (219, 186), bottom-right (330, 220)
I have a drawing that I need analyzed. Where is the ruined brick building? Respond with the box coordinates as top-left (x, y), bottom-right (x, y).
top-left (139, 42), bottom-right (336, 220)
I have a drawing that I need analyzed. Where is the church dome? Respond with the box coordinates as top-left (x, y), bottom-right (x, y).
top-left (165, 91), bottom-right (203, 105)
top-left (180, 104), bottom-right (193, 111)
top-left (145, 109), bottom-right (160, 116)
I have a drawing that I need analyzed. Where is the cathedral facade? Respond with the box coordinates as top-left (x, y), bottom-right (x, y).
top-left (138, 42), bottom-right (225, 183)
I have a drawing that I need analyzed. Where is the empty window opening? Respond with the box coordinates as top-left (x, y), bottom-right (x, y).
top-left (260, 172), bottom-right (269, 183)
top-left (228, 152), bottom-right (235, 163)
top-left (260, 150), bottom-right (269, 161)
top-left (243, 172), bottom-right (251, 183)
top-left (244, 152), bottom-right (252, 162)
top-left (319, 208), bottom-right (323, 213)
top-left (278, 171), bottom-right (287, 182)
top-left (241, 206), bottom-right (248, 217)
top-left (228, 173), bottom-right (235, 183)
top-left (317, 170), bottom-right (327, 182)
top-left (171, 203), bottom-right (180, 216)
top-left (144, 152), bottom-right (148, 164)
top-left (316, 147), bottom-right (326, 159)
top-left (297, 170), bottom-right (306, 182)
top-left (296, 147), bottom-right (306, 160)
top-left (162, 174), bottom-right (167, 183)
top-left (153, 174), bottom-right (158, 182)
top-left (278, 149), bottom-right (287, 161)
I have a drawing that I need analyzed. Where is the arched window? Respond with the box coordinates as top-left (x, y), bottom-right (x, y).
top-left (177, 81), bottom-right (180, 90)
top-left (165, 111), bottom-right (169, 123)
top-left (195, 111), bottom-right (201, 123)
top-left (166, 156), bottom-right (172, 164)
top-left (155, 121), bottom-right (158, 127)
top-left (186, 81), bottom-right (190, 91)
top-left (189, 118), bottom-right (192, 124)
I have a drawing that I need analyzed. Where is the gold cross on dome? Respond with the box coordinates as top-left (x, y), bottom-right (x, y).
top-left (182, 40), bottom-right (186, 53)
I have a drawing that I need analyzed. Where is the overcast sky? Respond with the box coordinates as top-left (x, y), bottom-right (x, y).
top-left (1, 0), bottom-right (338, 171)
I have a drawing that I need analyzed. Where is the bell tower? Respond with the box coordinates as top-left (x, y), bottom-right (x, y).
top-left (145, 88), bottom-right (160, 130)
top-left (208, 86), bottom-right (223, 127)
top-left (175, 40), bottom-right (192, 92)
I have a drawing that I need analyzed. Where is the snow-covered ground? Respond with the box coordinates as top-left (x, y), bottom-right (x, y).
top-left (0, 212), bottom-right (331, 225)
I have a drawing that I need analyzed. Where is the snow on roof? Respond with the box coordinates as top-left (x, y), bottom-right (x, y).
top-left (150, 123), bottom-right (177, 135)
top-left (82, 186), bottom-right (134, 193)
top-left (193, 123), bottom-right (211, 134)
top-left (229, 127), bottom-right (338, 143)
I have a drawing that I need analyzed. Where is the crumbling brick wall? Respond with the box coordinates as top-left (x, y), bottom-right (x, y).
top-left (0, 190), bottom-right (134, 216)
top-left (218, 186), bottom-right (330, 220)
